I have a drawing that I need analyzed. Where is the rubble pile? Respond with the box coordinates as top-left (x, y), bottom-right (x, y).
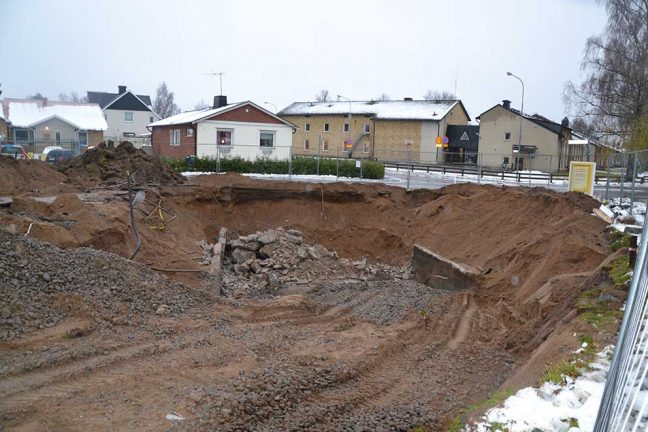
top-left (217, 228), bottom-right (409, 298)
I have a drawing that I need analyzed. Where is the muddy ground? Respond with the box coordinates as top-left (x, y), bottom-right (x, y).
top-left (0, 149), bottom-right (617, 431)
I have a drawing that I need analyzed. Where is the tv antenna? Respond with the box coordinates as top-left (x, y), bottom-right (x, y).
top-left (203, 72), bottom-right (225, 95)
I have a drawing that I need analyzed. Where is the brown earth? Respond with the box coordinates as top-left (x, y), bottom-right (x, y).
top-left (0, 159), bottom-right (618, 431)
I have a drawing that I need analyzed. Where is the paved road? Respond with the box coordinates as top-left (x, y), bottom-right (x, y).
top-left (244, 168), bottom-right (648, 202)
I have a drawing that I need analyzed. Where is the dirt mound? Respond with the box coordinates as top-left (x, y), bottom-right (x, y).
top-left (0, 157), bottom-right (75, 195)
top-left (58, 141), bottom-right (185, 186)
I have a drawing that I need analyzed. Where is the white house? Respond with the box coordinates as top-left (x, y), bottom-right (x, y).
top-left (87, 85), bottom-right (159, 140)
top-left (148, 97), bottom-right (296, 160)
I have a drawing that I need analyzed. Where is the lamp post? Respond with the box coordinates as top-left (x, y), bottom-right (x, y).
top-left (337, 94), bottom-right (352, 157)
top-left (263, 102), bottom-right (277, 113)
top-left (507, 72), bottom-right (524, 177)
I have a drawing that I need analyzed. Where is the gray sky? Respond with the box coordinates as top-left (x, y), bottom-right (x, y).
top-left (1, 0), bottom-right (606, 122)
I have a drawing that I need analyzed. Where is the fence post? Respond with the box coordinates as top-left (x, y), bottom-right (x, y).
top-left (477, 153), bottom-right (482, 184)
top-left (317, 135), bottom-right (321, 177)
top-left (360, 157), bottom-right (363, 179)
top-left (336, 147), bottom-right (340, 180)
top-left (528, 157), bottom-right (532, 187)
top-left (216, 145), bottom-right (221, 174)
top-left (631, 151), bottom-right (638, 212)
top-left (605, 155), bottom-right (611, 202)
top-left (288, 144), bottom-right (293, 180)
top-left (407, 149), bottom-right (412, 191)
top-left (620, 153), bottom-right (627, 202)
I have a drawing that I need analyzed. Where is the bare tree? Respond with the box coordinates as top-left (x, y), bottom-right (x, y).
top-left (194, 99), bottom-right (210, 110)
top-left (564, 0), bottom-right (648, 148)
top-left (423, 90), bottom-right (457, 101)
top-left (315, 89), bottom-right (331, 102)
top-left (26, 93), bottom-right (46, 100)
top-left (153, 82), bottom-right (181, 118)
top-left (378, 93), bottom-right (391, 101)
top-left (58, 92), bottom-right (88, 103)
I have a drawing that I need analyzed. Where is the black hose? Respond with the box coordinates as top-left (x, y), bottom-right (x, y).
top-left (127, 173), bottom-right (141, 260)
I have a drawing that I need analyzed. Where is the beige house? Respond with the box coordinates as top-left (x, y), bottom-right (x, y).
top-left (477, 100), bottom-right (576, 172)
top-left (279, 99), bottom-right (470, 162)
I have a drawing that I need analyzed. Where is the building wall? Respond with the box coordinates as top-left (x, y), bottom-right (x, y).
top-left (281, 114), bottom-right (374, 157)
top-left (88, 130), bottom-right (104, 147)
top-left (478, 105), bottom-right (563, 172)
top-left (151, 124), bottom-right (196, 158)
top-left (32, 117), bottom-right (78, 143)
top-left (0, 119), bottom-right (8, 140)
top-left (104, 109), bottom-right (156, 138)
top-left (373, 120), bottom-right (424, 161)
top-left (197, 120), bottom-right (293, 160)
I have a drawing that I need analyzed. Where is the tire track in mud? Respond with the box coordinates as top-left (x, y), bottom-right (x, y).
top-left (251, 293), bottom-right (470, 430)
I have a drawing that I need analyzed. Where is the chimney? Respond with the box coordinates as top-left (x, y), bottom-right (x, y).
top-left (404, 97), bottom-right (413, 101)
top-left (213, 95), bottom-right (228, 109)
top-left (118, 85), bottom-right (127, 94)
top-left (561, 116), bottom-right (570, 128)
top-left (502, 99), bottom-right (511, 110)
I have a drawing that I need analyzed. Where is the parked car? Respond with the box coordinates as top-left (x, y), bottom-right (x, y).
top-left (45, 149), bottom-right (74, 164)
top-left (0, 144), bottom-right (27, 159)
top-left (40, 146), bottom-right (65, 161)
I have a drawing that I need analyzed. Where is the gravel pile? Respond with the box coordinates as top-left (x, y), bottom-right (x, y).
top-left (309, 279), bottom-right (448, 325)
top-left (0, 228), bottom-right (214, 340)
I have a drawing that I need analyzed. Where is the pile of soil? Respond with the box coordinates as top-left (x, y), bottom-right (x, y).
top-left (0, 157), bottom-right (74, 195)
top-left (58, 141), bottom-right (185, 186)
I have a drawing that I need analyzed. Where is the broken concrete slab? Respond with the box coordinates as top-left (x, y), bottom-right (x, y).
top-left (410, 244), bottom-right (481, 291)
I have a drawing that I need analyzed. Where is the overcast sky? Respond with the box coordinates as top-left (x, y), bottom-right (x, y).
top-left (1, 0), bottom-right (606, 122)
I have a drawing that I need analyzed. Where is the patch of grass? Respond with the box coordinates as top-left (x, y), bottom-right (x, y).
top-left (542, 361), bottom-right (582, 385)
top-left (609, 231), bottom-right (631, 252)
top-left (465, 389), bottom-right (513, 414)
top-left (446, 415), bottom-right (463, 432)
top-left (580, 309), bottom-right (624, 327)
top-left (609, 256), bottom-right (632, 287)
top-left (579, 334), bottom-right (597, 356)
top-left (489, 422), bottom-right (508, 431)
top-left (567, 417), bottom-right (579, 428)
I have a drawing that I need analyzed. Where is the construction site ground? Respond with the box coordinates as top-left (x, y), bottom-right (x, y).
top-left (0, 144), bottom-right (621, 431)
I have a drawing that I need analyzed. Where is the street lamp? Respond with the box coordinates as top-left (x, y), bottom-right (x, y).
top-left (337, 95), bottom-right (352, 156)
top-left (263, 102), bottom-right (277, 113)
top-left (507, 71), bottom-right (525, 176)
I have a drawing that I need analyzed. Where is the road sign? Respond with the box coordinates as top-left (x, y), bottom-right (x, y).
top-left (436, 136), bottom-right (442, 145)
top-left (345, 139), bottom-right (353, 150)
top-left (568, 161), bottom-right (596, 196)
top-left (442, 136), bottom-right (449, 144)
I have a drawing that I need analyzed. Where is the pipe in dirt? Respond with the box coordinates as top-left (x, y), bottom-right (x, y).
top-left (127, 173), bottom-right (141, 260)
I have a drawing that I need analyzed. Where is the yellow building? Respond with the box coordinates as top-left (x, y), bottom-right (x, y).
top-left (279, 99), bottom-right (470, 162)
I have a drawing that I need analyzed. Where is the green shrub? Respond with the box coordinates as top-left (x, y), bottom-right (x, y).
top-left (162, 156), bottom-right (385, 179)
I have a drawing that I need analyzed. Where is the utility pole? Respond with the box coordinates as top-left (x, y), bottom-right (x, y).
top-left (507, 72), bottom-right (525, 179)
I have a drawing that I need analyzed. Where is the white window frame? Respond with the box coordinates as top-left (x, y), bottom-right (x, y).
top-left (170, 129), bottom-right (181, 146)
top-left (304, 139), bottom-right (310, 150)
top-left (186, 128), bottom-right (194, 137)
top-left (343, 123), bottom-right (349, 133)
top-left (124, 111), bottom-right (134, 122)
top-left (364, 123), bottom-right (371, 133)
top-left (324, 123), bottom-right (330, 132)
top-left (305, 123), bottom-right (310, 132)
top-left (217, 128), bottom-right (233, 146)
top-left (363, 142), bottom-right (369, 153)
top-left (322, 139), bottom-right (329, 151)
top-left (259, 130), bottom-right (275, 148)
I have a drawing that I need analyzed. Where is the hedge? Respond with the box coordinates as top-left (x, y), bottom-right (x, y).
top-left (163, 156), bottom-right (385, 179)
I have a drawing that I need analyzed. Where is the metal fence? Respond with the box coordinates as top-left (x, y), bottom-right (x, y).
top-left (1, 140), bottom-right (87, 157)
top-left (594, 221), bottom-right (648, 431)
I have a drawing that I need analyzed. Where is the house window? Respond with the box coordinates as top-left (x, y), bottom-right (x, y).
top-left (15, 129), bottom-right (29, 141)
top-left (363, 142), bottom-right (369, 153)
top-left (186, 128), bottom-right (194, 137)
top-left (304, 139), bottom-right (310, 150)
top-left (503, 156), bottom-right (509, 165)
top-left (217, 129), bottom-right (232, 146)
top-left (324, 123), bottom-right (329, 132)
top-left (364, 123), bottom-right (371, 133)
top-left (504, 132), bottom-right (511, 141)
top-left (260, 131), bottom-right (274, 147)
top-left (322, 139), bottom-right (329, 151)
top-left (170, 129), bottom-right (181, 146)
top-left (124, 111), bottom-right (134, 122)
top-left (78, 131), bottom-right (88, 147)
top-left (343, 123), bottom-right (349, 132)
top-left (305, 123), bottom-right (310, 132)
top-left (150, 116), bottom-right (154, 123)
top-left (43, 132), bottom-right (51, 142)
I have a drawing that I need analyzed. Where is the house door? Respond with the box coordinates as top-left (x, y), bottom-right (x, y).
top-left (514, 157), bottom-right (524, 171)
top-left (55, 132), bottom-right (61, 146)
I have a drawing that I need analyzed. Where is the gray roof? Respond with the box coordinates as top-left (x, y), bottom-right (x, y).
top-left (87, 91), bottom-right (153, 109)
